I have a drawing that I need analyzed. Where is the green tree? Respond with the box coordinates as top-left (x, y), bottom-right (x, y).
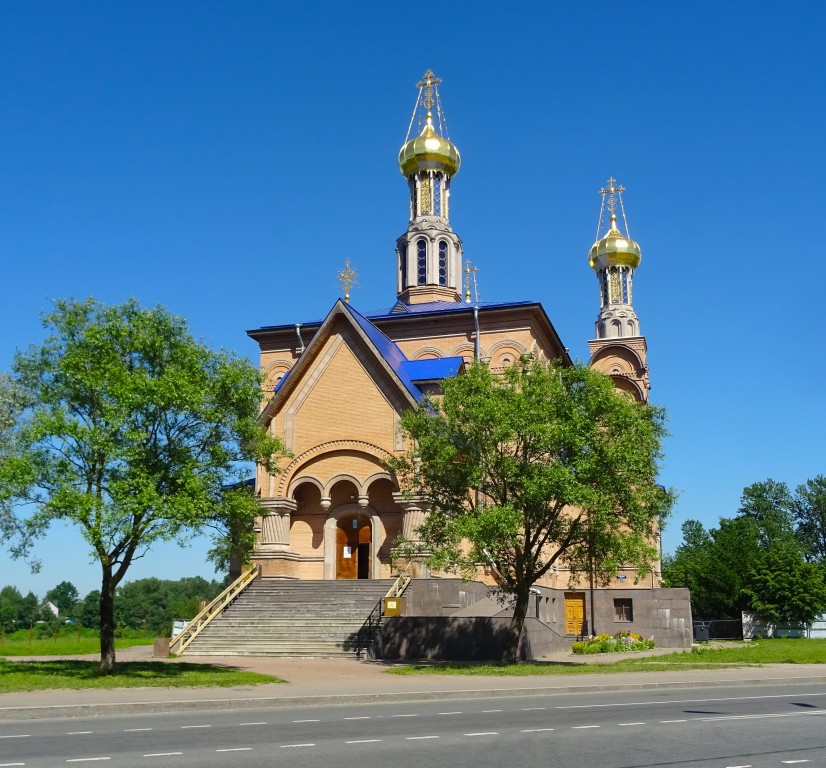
top-left (743, 540), bottom-right (826, 625)
top-left (391, 358), bottom-right (672, 662)
top-left (79, 590), bottom-right (101, 629)
top-left (0, 298), bottom-right (286, 673)
top-left (45, 581), bottom-right (80, 617)
top-left (793, 475), bottom-right (826, 564)
top-left (0, 585), bottom-right (24, 630)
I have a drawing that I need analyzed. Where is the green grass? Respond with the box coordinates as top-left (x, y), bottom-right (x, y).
top-left (0, 631), bottom-right (154, 656)
top-left (388, 638), bottom-right (826, 676)
top-left (0, 660), bottom-right (283, 692)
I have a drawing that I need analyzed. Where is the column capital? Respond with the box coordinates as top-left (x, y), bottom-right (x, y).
top-left (258, 497), bottom-right (298, 513)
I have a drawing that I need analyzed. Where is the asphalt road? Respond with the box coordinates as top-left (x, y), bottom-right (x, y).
top-left (1, 684), bottom-right (825, 768)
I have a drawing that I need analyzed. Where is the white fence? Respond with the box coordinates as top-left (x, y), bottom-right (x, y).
top-left (742, 612), bottom-right (826, 640)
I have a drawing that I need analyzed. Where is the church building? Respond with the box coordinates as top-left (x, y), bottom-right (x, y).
top-left (247, 71), bottom-right (655, 596)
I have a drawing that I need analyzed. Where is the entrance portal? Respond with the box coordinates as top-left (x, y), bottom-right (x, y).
top-left (564, 592), bottom-right (586, 636)
top-left (335, 513), bottom-right (372, 579)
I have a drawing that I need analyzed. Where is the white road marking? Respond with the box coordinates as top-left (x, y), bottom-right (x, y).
top-left (143, 753), bottom-right (183, 758)
top-left (239, 722), bottom-right (267, 726)
top-left (280, 744), bottom-right (315, 748)
top-left (0, 763), bottom-right (26, 767)
top-left (181, 725), bottom-right (211, 729)
top-left (438, 711), bottom-right (462, 715)
top-left (482, 709), bottom-right (502, 713)
top-left (782, 762), bottom-right (810, 764)
top-left (67, 732), bottom-right (93, 735)
top-left (521, 728), bottom-right (555, 733)
top-left (556, 692), bottom-right (826, 710)
top-left (393, 714), bottom-right (418, 718)
top-left (0, 735), bottom-right (29, 739)
top-left (701, 711), bottom-right (826, 722)
top-left (725, 765), bottom-right (751, 768)
top-left (66, 760), bottom-right (110, 763)
top-left (464, 732), bottom-right (498, 736)
top-left (216, 748), bottom-right (252, 752)
top-left (618, 722), bottom-right (646, 726)
top-left (123, 728), bottom-right (152, 732)
top-left (660, 719), bottom-right (687, 723)
top-left (522, 707), bottom-right (546, 711)
top-left (346, 739), bottom-right (382, 744)
top-left (407, 736), bottom-right (439, 740)
top-left (292, 719), bottom-right (320, 723)
top-left (344, 716), bottom-right (371, 720)
top-left (572, 725), bottom-right (600, 729)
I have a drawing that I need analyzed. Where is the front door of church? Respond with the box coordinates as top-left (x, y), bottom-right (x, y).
top-left (336, 513), bottom-right (371, 579)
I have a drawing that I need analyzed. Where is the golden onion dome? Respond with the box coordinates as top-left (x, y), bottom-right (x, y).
top-left (588, 213), bottom-right (642, 271)
top-left (399, 111), bottom-right (461, 178)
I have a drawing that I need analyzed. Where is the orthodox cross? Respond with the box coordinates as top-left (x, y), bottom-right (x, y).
top-left (338, 259), bottom-right (358, 302)
top-left (463, 259), bottom-right (478, 303)
top-left (599, 176), bottom-right (625, 216)
top-left (417, 69), bottom-right (441, 110)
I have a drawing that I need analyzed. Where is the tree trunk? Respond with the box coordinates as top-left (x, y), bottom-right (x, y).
top-left (99, 566), bottom-right (117, 675)
top-left (503, 586), bottom-right (530, 663)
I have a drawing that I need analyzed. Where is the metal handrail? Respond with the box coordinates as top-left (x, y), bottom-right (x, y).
top-left (355, 566), bottom-right (413, 658)
top-left (169, 564), bottom-right (259, 655)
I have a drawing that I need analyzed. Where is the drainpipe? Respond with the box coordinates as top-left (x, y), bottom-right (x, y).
top-left (295, 323), bottom-right (305, 354)
top-left (473, 306), bottom-right (481, 362)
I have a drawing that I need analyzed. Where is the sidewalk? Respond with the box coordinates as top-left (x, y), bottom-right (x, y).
top-left (2, 645), bottom-right (826, 721)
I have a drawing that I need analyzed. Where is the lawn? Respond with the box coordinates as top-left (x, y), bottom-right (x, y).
top-left (0, 660), bottom-right (283, 692)
top-left (0, 630), bottom-right (154, 656)
top-left (388, 638), bottom-right (826, 676)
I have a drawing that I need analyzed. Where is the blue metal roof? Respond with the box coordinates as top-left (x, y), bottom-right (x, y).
top-left (403, 357), bottom-right (464, 382)
top-left (363, 299), bottom-right (537, 320)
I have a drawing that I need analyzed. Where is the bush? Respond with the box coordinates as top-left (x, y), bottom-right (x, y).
top-left (571, 631), bottom-right (656, 654)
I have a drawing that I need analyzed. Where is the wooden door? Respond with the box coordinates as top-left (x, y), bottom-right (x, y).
top-left (565, 593), bottom-right (586, 635)
top-left (336, 514), bottom-right (371, 579)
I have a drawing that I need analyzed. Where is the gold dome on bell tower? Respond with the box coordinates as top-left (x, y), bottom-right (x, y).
top-left (398, 70), bottom-right (461, 178)
top-left (589, 178), bottom-right (641, 271)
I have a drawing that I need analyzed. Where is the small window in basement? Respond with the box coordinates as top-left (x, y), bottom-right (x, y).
top-left (614, 598), bottom-right (633, 622)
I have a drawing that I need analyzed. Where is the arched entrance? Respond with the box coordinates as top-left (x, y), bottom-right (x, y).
top-left (335, 513), bottom-right (372, 579)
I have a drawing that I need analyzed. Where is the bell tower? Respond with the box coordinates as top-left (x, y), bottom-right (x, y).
top-left (396, 70), bottom-right (463, 304)
top-left (587, 178), bottom-right (650, 402)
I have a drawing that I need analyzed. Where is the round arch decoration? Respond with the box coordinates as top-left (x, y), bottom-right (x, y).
top-left (589, 344), bottom-right (645, 372)
top-left (276, 440), bottom-right (396, 496)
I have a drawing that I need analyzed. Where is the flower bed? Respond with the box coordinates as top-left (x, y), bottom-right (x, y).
top-left (571, 631), bottom-right (655, 654)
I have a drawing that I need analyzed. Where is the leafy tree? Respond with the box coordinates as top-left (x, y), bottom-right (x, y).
top-left (743, 540), bottom-right (826, 625)
top-left (79, 590), bottom-right (101, 629)
top-left (115, 576), bottom-right (222, 634)
top-left (0, 298), bottom-right (286, 673)
top-left (793, 475), bottom-right (826, 564)
top-left (45, 581), bottom-right (80, 617)
top-left (391, 358), bottom-right (672, 662)
top-left (0, 586), bottom-right (24, 630)
top-left (737, 479), bottom-right (794, 546)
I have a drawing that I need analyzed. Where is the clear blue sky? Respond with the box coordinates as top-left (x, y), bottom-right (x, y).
top-left (2, 2), bottom-right (823, 598)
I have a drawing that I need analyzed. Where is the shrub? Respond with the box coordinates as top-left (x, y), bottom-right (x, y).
top-left (571, 631), bottom-right (656, 654)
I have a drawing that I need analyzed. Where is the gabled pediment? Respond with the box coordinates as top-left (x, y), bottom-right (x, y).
top-left (258, 300), bottom-right (424, 428)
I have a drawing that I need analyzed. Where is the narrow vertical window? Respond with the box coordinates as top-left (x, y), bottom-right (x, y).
top-left (438, 240), bottom-right (448, 286)
top-left (417, 239), bottom-right (427, 285)
top-left (433, 175), bottom-right (442, 216)
top-left (399, 243), bottom-right (407, 288)
top-left (621, 268), bottom-right (630, 303)
top-left (600, 273), bottom-right (609, 307)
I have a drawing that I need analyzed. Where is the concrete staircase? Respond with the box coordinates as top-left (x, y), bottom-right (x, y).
top-left (182, 578), bottom-right (395, 657)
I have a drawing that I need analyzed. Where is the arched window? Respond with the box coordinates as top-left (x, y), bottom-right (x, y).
top-left (417, 239), bottom-right (427, 285)
top-left (438, 240), bottom-right (448, 286)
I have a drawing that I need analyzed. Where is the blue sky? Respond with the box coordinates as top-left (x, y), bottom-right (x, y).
top-left (2, 2), bottom-right (824, 598)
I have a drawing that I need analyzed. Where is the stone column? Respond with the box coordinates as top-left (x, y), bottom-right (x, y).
top-left (392, 493), bottom-right (432, 578)
top-left (258, 497), bottom-right (297, 552)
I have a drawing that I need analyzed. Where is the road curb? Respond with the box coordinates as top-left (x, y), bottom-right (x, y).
top-left (3, 675), bottom-right (826, 721)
